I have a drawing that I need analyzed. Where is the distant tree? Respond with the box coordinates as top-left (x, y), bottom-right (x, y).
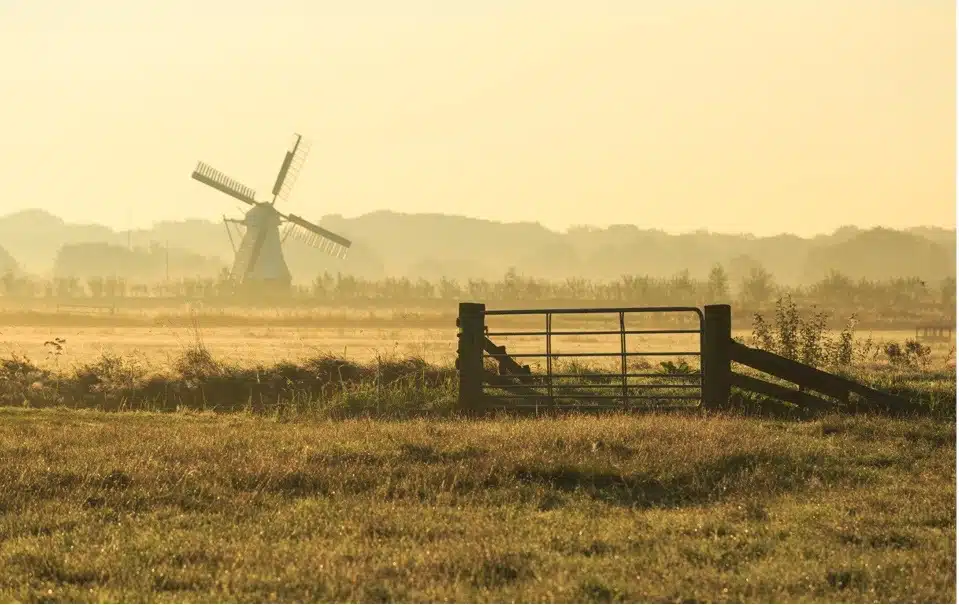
top-left (707, 264), bottom-right (729, 301)
top-left (87, 277), bottom-right (104, 298)
top-left (940, 276), bottom-right (956, 310)
top-left (311, 272), bottom-right (334, 300)
top-left (0, 271), bottom-right (14, 296)
top-left (810, 270), bottom-right (855, 307)
top-left (438, 277), bottom-right (461, 300)
top-left (565, 277), bottom-right (592, 300)
top-left (740, 266), bottom-right (775, 307)
top-left (727, 254), bottom-right (764, 285)
top-left (501, 267), bottom-right (521, 301)
top-left (670, 270), bottom-right (696, 304)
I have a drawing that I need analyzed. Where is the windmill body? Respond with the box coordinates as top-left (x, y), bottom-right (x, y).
top-left (190, 133), bottom-right (351, 291)
top-left (232, 203), bottom-right (292, 285)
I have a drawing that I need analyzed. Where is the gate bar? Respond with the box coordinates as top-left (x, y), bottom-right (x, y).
top-left (486, 329), bottom-right (701, 336)
top-left (545, 313), bottom-right (554, 405)
top-left (497, 395), bottom-right (703, 401)
top-left (540, 383), bottom-right (701, 390)
top-left (484, 306), bottom-right (704, 316)
top-left (486, 351), bottom-right (700, 358)
top-left (619, 311), bottom-right (628, 404)
top-left (546, 372), bottom-right (699, 379)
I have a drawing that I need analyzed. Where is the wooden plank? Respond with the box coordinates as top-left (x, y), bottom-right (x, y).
top-left (483, 371), bottom-right (546, 400)
top-left (482, 339), bottom-right (614, 402)
top-left (483, 338), bottom-right (533, 382)
top-left (731, 372), bottom-right (834, 411)
top-left (729, 341), bottom-right (908, 410)
top-left (730, 341), bottom-right (851, 398)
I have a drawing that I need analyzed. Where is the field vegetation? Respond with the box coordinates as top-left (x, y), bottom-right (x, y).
top-left (0, 296), bottom-right (954, 417)
top-left (0, 268), bottom-right (955, 330)
top-left (0, 293), bottom-right (954, 602)
top-left (0, 410), bottom-right (953, 602)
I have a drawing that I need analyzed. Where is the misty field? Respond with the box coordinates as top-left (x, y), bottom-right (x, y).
top-left (0, 306), bottom-right (955, 603)
top-left (0, 309), bottom-right (953, 369)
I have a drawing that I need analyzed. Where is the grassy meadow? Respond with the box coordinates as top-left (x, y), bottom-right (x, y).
top-left (0, 301), bottom-right (955, 602)
top-left (0, 410), bottom-right (954, 602)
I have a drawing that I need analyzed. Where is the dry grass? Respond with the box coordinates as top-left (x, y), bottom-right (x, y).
top-left (0, 324), bottom-right (458, 368)
top-left (0, 318), bottom-right (951, 370)
top-left (0, 410), bottom-right (953, 603)
top-left (0, 306), bottom-right (954, 602)
top-left (1, 334), bottom-right (952, 418)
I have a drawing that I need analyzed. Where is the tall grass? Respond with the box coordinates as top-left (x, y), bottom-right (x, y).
top-left (0, 297), bottom-right (952, 418)
top-left (0, 326), bottom-right (953, 420)
top-left (0, 328), bottom-right (459, 419)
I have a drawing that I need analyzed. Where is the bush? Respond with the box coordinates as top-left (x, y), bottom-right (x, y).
top-left (884, 339), bottom-right (932, 370)
top-left (751, 295), bottom-right (859, 370)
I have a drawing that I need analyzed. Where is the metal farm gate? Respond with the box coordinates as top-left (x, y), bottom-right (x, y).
top-left (455, 302), bottom-right (706, 411)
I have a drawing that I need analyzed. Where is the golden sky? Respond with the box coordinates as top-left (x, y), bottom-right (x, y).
top-left (1, 0), bottom-right (954, 236)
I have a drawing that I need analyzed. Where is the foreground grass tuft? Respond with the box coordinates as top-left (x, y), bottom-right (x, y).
top-left (0, 409), bottom-right (953, 602)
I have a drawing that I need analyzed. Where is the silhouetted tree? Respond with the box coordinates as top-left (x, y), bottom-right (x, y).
top-left (940, 277), bottom-right (956, 310)
top-left (707, 264), bottom-right (729, 301)
top-left (740, 266), bottom-right (775, 307)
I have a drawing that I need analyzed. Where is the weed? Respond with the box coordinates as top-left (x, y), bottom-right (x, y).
top-left (884, 339), bottom-right (933, 370)
top-left (659, 358), bottom-right (695, 375)
top-left (775, 295), bottom-right (801, 361)
top-left (748, 296), bottom-right (941, 375)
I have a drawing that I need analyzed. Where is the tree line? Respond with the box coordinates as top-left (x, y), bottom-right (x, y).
top-left (0, 266), bottom-right (954, 319)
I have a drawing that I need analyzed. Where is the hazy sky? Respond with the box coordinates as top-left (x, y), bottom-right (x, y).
top-left (1, 0), bottom-right (954, 236)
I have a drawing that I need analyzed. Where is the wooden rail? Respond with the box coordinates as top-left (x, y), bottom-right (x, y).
top-left (703, 305), bottom-right (908, 412)
top-left (729, 340), bottom-right (907, 411)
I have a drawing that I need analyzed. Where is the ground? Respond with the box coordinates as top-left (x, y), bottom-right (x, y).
top-left (0, 310), bottom-right (954, 602)
top-left (0, 410), bottom-right (953, 602)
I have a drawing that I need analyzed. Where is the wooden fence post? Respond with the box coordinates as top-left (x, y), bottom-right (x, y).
top-left (703, 304), bottom-right (732, 410)
top-left (456, 302), bottom-right (486, 413)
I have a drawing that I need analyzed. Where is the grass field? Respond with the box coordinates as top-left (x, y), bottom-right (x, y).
top-left (0, 409), bottom-right (954, 603)
top-left (0, 308), bottom-right (955, 602)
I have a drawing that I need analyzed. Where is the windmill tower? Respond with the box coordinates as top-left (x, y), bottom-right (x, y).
top-left (190, 133), bottom-right (351, 290)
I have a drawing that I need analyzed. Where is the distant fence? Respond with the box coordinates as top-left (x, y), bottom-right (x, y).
top-left (55, 303), bottom-right (116, 315)
top-left (915, 324), bottom-right (954, 342)
top-left (456, 302), bottom-right (908, 414)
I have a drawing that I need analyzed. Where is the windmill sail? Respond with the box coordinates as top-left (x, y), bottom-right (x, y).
top-left (192, 162), bottom-right (257, 205)
top-left (283, 213), bottom-right (352, 259)
top-left (271, 135), bottom-right (312, 204)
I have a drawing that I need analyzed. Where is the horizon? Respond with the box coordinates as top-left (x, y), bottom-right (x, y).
top-left (1, 0), bottom-right (954, 237)
top-left (1, 206), bottom-right (954, 241)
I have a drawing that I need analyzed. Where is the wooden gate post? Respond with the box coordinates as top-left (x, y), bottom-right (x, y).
top-left (703, 304), bottom-right (732, 410)
top-left (456, 302), bottom-right (486, 413)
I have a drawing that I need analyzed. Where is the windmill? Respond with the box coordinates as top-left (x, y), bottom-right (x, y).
top-left (190, 133), bottom-right (351, 290)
